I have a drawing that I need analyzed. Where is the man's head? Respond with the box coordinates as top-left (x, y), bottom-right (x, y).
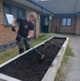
top-left (27, 12), bottom-right (37, 22)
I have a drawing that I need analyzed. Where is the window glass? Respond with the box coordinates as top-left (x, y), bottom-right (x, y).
top-left (44, 17), bottom-right (48, 25)
top-left (3, 3), bottom-right (25, 26)
top-left (6, 14), bottom-right (14, 25)
top-left (18, 9), bottom-right (24, 18)
top-left (11, 6), bottom-right (18, 19)
top-left (67, 18), bottom-right (71, 26)
top-left (62, 18), bottom-right (67, 26)
top-left (62, 18), bottom-right (71, 26)
top-left (3, 6), bottom-right (11, 25)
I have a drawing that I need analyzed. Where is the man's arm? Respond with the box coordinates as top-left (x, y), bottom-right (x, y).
top-left (11, 19), bottom-right (17, 32)
top-left (12, 19), bottom-right (17, 26)
top-left (27, 30), bottom-right (34, 38)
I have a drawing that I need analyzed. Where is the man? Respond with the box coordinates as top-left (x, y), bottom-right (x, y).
top-left (11, 12), bottom-right (37, 54)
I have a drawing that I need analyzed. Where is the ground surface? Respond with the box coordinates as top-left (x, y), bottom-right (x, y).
top-left (1, 37), bottom-right (65, 81)
top-left (46, 34), bottom-right (80, 81)
top-left (61, 35), bottom-right (80, 81)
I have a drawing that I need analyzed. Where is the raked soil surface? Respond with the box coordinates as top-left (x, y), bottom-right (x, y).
top-left (1, 37), bottom-right (65, 81)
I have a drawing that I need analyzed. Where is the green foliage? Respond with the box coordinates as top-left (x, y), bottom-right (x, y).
top-left (54, 44), bottom-right (74, 81)
top-left (0, 47), bottom-right (18, 64)
top-left (0, 34), bottom-right (47, 64)
top-left (38, 33), bottom-right (46, 38)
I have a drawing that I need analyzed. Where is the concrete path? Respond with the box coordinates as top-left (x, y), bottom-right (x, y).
top-left (45, 34), bottom-right (80, 81)
top-left (61, 35), bottom-right (80, 81)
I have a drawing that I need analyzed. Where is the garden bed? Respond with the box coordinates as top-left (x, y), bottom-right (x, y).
top-left (0, 36), bottom-right (69, 81)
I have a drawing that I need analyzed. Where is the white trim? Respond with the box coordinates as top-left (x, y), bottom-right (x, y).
top-left (0, 73), bottom-right (21, 81)
top-left (0, 36), bottom-right (54, 68)
top-left (41, 37), bottom-right (69, 81)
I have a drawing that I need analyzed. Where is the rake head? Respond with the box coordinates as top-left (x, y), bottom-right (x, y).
top-left (41, 54), bottom-right (45, 59)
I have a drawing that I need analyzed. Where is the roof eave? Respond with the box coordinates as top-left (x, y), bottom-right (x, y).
top-left (12, 0), bottom-right (55, 15)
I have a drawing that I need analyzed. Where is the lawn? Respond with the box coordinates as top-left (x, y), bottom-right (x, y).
top-left (0, 34), bottom-right (47, 64)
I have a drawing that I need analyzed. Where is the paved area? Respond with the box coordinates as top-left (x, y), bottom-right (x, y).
top-left (46, 33), bottom-right (80, 81)
top-left (62, 35), bottom-right (80, 81)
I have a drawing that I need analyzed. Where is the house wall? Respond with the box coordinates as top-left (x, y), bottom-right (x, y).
top-left (50, 17), bottom-right (61, 33)
top-left (75, 16), bottom-right (80, 35)
top-left (50, 16), bottom-right (76, 34)
top-left (0, 0), bottom-right (16, 45)
top-left (0, 0), bottom-right (40, 45)
top-left (35, 16), bottom-right (40, 38)
top-left (60, 17), bottom-right (76, 34)
top-left (0, 0), bottom-right (3, 28)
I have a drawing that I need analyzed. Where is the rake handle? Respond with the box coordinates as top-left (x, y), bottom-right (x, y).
top-left (15, 32), bottom-right (43, 56)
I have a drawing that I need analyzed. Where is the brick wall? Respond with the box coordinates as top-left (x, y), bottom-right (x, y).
top-left (0, 0), bottom-right (18, 45)
top-left (75, 16), bottom-right (80, 35)
top-left (60, 17), bottom-right (76, 34)
top-left (0, 5), bottom-right (40, 46)
top-left (0, 0), bottom-right (3, 27)
top-left (0, 29), bottom-right (16, 44)
top-left (50, 17), bottom-right (60, 33)
top-left (0, 0), bottom-right (21, 45)
top-left (35, 14), bottom-right (40, 38)
top-left (0, 0), bottom-right (15, 45)
top-left (0, 27), bottom-right (18, 45)
top-left (50, 16), bottom-right (76, 34)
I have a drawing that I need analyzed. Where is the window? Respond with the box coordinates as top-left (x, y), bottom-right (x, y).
top-left (18, 9), bottom-right (25, 18)
top-left (62, 18), bottom-right (72, 26)
top-left (6, 14), bottom-right (14, 25)
top-left (3, 3), bottom-right (25, 26)
top-left (44, 17), bottom-right (48, 25)
top-left (67, 18), bottom-right (71, 26)
top-left (11, 6), bottom-right (18, 19)
top-left (3, 5), bottom-right (11, 25)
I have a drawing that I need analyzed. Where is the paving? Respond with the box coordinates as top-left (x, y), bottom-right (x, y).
top-left (61, 35), bottom-right (80, 81)
top-left (45, 33), bottom-right (80, 81)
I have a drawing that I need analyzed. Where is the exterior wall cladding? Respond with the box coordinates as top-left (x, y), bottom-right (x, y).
top-left (50, 16), bottom-right (80, 35)
top-left (50, 16), bottom-right (77, 34)
top-left (0, 0), bottom-right (80, 46)
top-left (0, 0), bottom-right (40, 45)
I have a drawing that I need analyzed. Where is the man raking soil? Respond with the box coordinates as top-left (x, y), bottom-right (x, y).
top-left (11, 12), bottom-right (45, 60)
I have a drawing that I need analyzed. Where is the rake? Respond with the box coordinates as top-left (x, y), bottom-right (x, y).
top-left (15, 32), bottom-right (45, 60)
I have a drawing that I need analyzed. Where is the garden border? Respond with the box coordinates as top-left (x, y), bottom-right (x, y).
top-left (0, 36), bottom-right (69, 81)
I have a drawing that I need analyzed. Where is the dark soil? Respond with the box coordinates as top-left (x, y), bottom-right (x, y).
top-left (1, 37), bottom-right (66, 81)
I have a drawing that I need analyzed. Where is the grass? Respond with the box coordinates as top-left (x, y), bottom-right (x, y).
top-left (32, 34), bottom-right (46, 46)
top-left (0, 34), bottom-right (47, 64)
top-left (0, 47), bottom-right (18, 64)
top-left (54, 43), bottom-right (74, 81)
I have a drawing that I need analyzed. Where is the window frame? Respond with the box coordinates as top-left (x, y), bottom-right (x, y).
top-left (3, 3), bottom-right (26, 26)
top-left (62, 17), bottom-right (72, 27)
top-left (3, 4), bottom-right (12, 26)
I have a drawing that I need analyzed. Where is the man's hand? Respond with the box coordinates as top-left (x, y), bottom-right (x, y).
top-left (11, 26), bottom-right (16, 32)
top-left (16, 36), bottom-right (21, 42)
top-left (24, 37), bottom-right (30, 42)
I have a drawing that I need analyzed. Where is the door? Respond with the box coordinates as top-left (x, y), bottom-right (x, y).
top-left (40, 15), bottom-right (49, 33)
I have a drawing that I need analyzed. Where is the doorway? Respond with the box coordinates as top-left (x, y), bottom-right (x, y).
top-left (40, 15), bottom-right (49, 33)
